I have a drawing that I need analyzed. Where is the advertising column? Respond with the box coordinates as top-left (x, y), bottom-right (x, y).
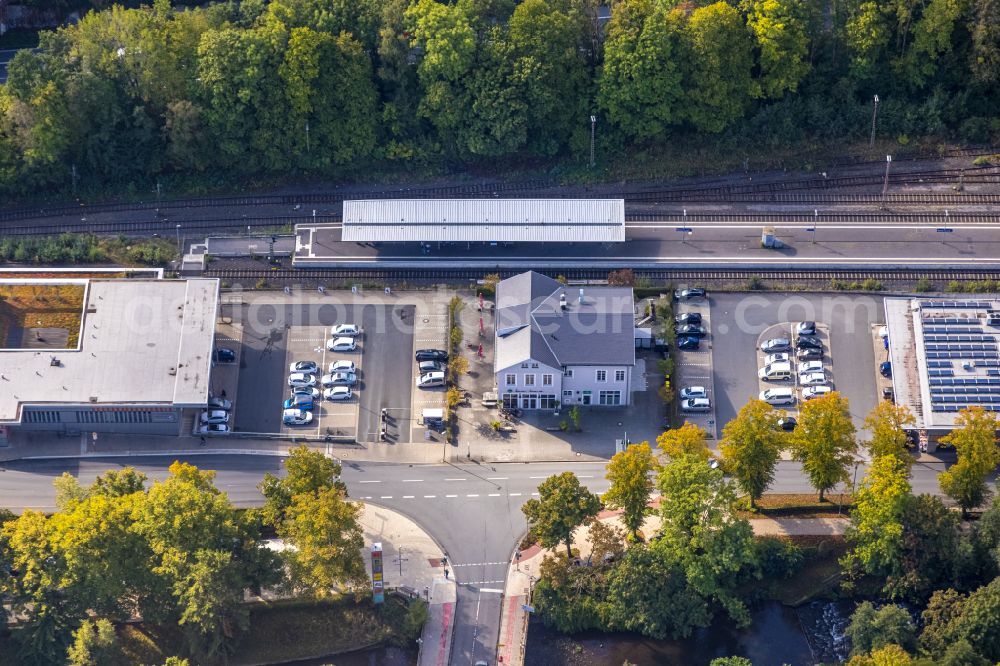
top-left (371, 542), bottom-right (385, 604)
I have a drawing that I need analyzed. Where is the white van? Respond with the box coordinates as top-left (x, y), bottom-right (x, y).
top-left (759, 388), bottom-right (796, 406)
top-left (758, 361), bottom-right (792, 381)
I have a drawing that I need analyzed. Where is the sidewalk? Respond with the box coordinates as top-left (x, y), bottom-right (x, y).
top-left (357, 503), bottom-right (456, 666)
top-left (496, 506), bottom-right (849, 666)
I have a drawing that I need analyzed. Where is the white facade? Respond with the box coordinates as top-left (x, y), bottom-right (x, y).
top-left (496, 360), bottom-right (632, 409)
top-left (562, 363), bottom-right (632, 406)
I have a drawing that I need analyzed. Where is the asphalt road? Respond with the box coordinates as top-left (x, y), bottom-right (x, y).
top-left (0, 454), bottom-right (956, 665)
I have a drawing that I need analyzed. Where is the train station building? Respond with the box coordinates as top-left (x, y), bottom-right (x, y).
top-left (0, 276), bottom-right (219, 439)
top-left (884, 296), bottom-right (1000, 446)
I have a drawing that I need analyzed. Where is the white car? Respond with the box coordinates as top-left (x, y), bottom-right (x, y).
top-left (287, 372), bottom-right (317, 388)
top-left (878, 325), bottom-right (889, 340)
top-left (797, 360), bottom-right (824, 375)
top-left (207, 396), bottom-right (232, 411)
top-left (330, 324), bottom-right (360, 337)
top-left (416, 371), bottom-right (446, 388)
top-left (324, 386), bottom-right (353, 401)
top-left (799, 371), bottom-right (828, 386)
top-left (802, 385), bottom-right (833, 400)
top-left (680, 397), bottom-right (711, 412)
top-left (327, 337), bottom-right (357, 352)
top-left (291, 387), bottom-right (320, 400)
top-left (282, 408), bottom-right (313, 426)
top-left (329, 360), bottom-right (356, 374)
top-left (289, 361), bottom-right (319, 374)
top-left (679, 386), bottom-right (707, 399)
top-left (321, 371), bottom-right (357, 387)
top-left (764, 352), bottom-right (790, 365)
top-left (200, 410), bottom-right (230, 424)
top-left (199, 423), bottom-right (230, 434)
top-left (759, 388), bottom-right (796, 406)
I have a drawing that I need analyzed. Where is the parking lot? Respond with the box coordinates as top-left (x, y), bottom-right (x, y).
top-left (672, 294), bottom-right (718, 438)
top-left (707, 293), bottom-right (883, 432)
top-left (227, 298), bottom-right (416, 438)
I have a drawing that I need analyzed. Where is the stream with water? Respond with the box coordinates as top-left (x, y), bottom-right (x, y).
top-left (524, 600), bottom-right (855, 666)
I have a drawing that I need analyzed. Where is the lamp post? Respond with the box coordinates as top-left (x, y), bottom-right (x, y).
top-left (175, 224), bottom-right (181, 256)
top-left (880, 155), bottom-right (892, 210)
top-left (589, 115), bottom-right (596, 167)
top-left (869, 94), bottom-right (880, 148)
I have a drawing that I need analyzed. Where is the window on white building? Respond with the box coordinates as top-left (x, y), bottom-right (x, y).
top-left (599, 390), bottom-right (621, 405)
top-left (525, 374), bottom-right (535, 386)
top-left (521, 363), bottom-right (529, 369)
top-left (596, 370), bottom-right (607, 382)
top-left (542, 374), bottom-right (553, 386)
top-left (531, 362), bottom-right (539, 368)
top-left (563, 368), bottom-right (573, 377)
top-left (506, 374), bottom-right (516, 386)
top-left (615, 370), bottom-right (626, 382)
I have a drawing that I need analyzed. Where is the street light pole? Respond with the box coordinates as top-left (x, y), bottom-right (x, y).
top-left (589, 115), bottom-right (596, 167)
top-left (880, 154), bottom-right (892, 210)
top-left (869, 95), bottom-right (879, 148)
top-left (175, 224), bottom-right (181, 256)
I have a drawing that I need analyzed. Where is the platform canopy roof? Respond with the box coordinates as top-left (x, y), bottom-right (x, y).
top-left (341, 199), bottom-right (625, 243)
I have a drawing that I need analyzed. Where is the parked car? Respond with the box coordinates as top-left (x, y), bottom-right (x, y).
top-left (415, 349), bottom-right (449, 362)
top-left (760, 338), bottom-right (792, 353)
top-left (677, 336), bottom-right (700, 351)
top-left (289, 361), bottom-right (318, 374)
top-left (880, 361), bottom-right (892, 377)
top-left (282, 408), bottom-right (313, 426)
top-left (680, 397), bottom-right (711, 412)
top-left (675, 324), bottom-right (707, 338)
top-left (679, 386), bottom-right (707, 399)
top-left (321, 371), bottom-right (358, 387)
top-left (878, 325), bottom-right (889, 340)
top-left (759, 362), bottom-right (793, 381)
top-left (207, 396), bottom-right (232, 411)
top-left (330, 324), bottom-right (360, 337)
top-left (329, 360), bottom-right (356, 374)
top-left (778, 416), bottom-right (797, 431)
top-left (802, 385), bottom-right (833, 400)
top-left (199, 423), bottom-right (230, 434)
top-left (200, 410), bottom-right (230, 425)
top-left (675, 288), bottom-right (707, 301)
top-left (327, 337), bottom-right (357, 352)
top-left (291, 387), bottom-right (320, 400)
top-left (283, 395), bottom-right (313, 411)
top-left (675, 312), bottom-right (703, 325)
top-left (287, 372), bottom-right (317, 388)
top-left (213, 348), bottom-right (236, 363)
top-left (324, 386), bottom-right (353, 401)
top-left (796, 347), bottom-right (824, 361)
top-left (760, 388), bottom-right (796, 406)
top-left (418, 360), bottom-right (445, 374)
top-left (796, 336), bottom-right (823, 350)
top-left (764, 352), bottom-right (790, 365)
top-left (799, 371), bottom-right (828, 386)
top-left (797, 321), bottom-right (817, 336)
top-left (797, 360), bottom-right (824, 375)
top-left (417, 371), bottom-right (447, 388)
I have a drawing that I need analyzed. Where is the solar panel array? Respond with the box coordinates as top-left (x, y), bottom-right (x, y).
top-left (928, 369), bottom-right (954, 377)
top-left (924, 335), bottom-right (995, 342)
top-left (926, 360), bottom-right (953, 368)
top-left (926, 351), bottom-right (999, 359)
top-left (920, 300), bottom-right (994, 309)
top-left (933, 405), bottom-right (1000, 412)
top-left (922, 317), bottom-right (984, 324)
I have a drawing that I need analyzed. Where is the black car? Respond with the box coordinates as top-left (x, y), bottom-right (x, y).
top-left (796, 337), bottom-right (823, 350)
top-left (675, 312), bottom-right (703, 325)
top-left (415, 349), bottom-right (449, 362)
top-left (214, 347), bottom-right (236, 363)
top-left (677, 336), bottom-right (700, 351)
top-left (796, 347), bottom-right (824, 361)
top-left (797, 321), bottom-right (817, 336)
top-left (675, 288), bottom-right (707, 301)
top-left (880, 361), bottom-right (892, 377)
top-left (778, 416), bottom-right (797, 432)
top-left (675, 324), bottom-right (707, 338)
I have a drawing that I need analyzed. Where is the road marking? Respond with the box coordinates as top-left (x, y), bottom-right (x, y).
top-left (487, 477), bottom-right (508, 480)
top-left (576, 475), bottom-right (594, 479)
top-left (424, 495), bottom-right (436, 498)
top-left (466, 494), bottom-right (479, 498)
top-left (358, 480), bottom-right (381, 484)
top-left (478, 588), bottom-right (504, 593)
top-left (529, 476), bottom-right (546, 479)
top-left (453, 562), bottom-right (505, 567)
top-left (488, 493), bottom-right (501, 497)
top-left (402, 495), bottom-right (414, 499)
top-left (402, 479), bottom-right (423, 482)
top-left (445, 494), bottom-right (458, 498)
top-left (380, 496), bottom-right (393, 499)
top-left (361, 496), bottom-right (372, 499)
top-left (445, 478), bottom-right (467, 481)
top-left (465, 581), bottom-right (506, 586)
top-left (509, 493), bottom-right (521, 497)
top-left (531, 492), bottom-right (539, 495)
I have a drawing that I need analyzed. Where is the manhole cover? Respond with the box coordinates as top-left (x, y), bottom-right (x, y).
top-left (423, 318), bottom-right (429, 323)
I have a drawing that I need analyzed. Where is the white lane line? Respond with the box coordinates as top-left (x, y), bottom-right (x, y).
top-left (487, 476), bottom-right (508, 480)
top-left (445, 478), bottom-right (467, 481)
top-left (467, 494), bottom-right (479, 498)
top-left (576, 475), bottom-right (594, 479)
top-left (380, 496), bottom-right (393, 499)
top-left (488, 493), bottom-right (501, 497)
top-left (531, 492), bottom-right (539, 495)
top-left (445, 494), bottom-right (458, 498)
top-left (357, 480), bottom-right (381, 484)
top-left (403, 495), bottom-right (415, 499)
top-left (402, 479), bottom-right (423, 482)
top-left (362, 496), bottom-right (372, 499)
top-left (509, 493), bottom-right (522, 497)
top-left (453, 562), bottom-right (506, 567)
top-left (424, 495), bottom-right (436, 498)
top-left (529, 476), bottom-right (546, 479)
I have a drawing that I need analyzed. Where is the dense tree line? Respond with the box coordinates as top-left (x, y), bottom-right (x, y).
top-left (1, 0), bottom-right (999, 198)
top-left (0, 447), bottom-right (366, 664)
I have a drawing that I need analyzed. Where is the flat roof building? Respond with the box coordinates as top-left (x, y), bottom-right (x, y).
top-left (884, 297), bottom-right (1000, 436)
top-left (0, 277), bottom-right (219, 436)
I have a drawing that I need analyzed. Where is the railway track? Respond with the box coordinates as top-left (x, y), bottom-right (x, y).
top-left (205, 266), bottom-right (1000, 283)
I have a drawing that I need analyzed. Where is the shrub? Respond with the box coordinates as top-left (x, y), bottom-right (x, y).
top-left (746, 275), bottom-right (764, 290)
top-left (756, 537), bottom-right (804, 579)
top-left (914, 277), bottom-right (934, 292)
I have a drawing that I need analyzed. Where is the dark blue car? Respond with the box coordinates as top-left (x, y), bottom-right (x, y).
top-left (677, 336), bottom-right (700, 350)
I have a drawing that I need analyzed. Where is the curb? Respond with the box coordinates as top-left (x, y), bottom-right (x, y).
top-left (15, 448), bottom-right (293, 461)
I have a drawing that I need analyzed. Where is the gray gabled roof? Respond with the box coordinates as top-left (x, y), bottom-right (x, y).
top-left (495, 271), bottom-right (635, 369)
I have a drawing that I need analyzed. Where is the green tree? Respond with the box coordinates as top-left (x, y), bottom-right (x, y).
top-left (598, 0), bottom-right (685, 140)
top-left (970, 0), bottom-right (1000, 85)
top-left (522, 472), bottom-right (601, 559)
top-left (260, 444), bottom-right (344, 525)
top-left (920, 588), bottom-right (967, 658)
top-left (710, 658), bottom-right (755, 666)
top-left (655, 454), bottom-right (759, 625)
top-left (938, 407), bottom-right (1000, 516)
top-left (847, 601), bottom-right (917, 656)
top-left (864, 401), bottom-right (916, 468)
top-left (888, 494), bottom-right (964, 602)
top-left (719, 399), bottom-right (783, 508)
top-left (745, 0), bottom-right (811, 99)
top-left (656, 422), bottom-right (710, 460)
top-left (90, 467), bottom-right (148, 497)
top-left (845, 644), bottom-right (915, 666)
top-left (843, 454), bottom-right (912, 582)
top-left (938, 639), bottom-right (990, 666)
top-left (788, 391), bottom-right (858, 501)
top-left (680, 2), bottom-right (754, 133)
top-left (66, 618), bottom-right (118, 666)
top-left (603, 441), bottom-right (657, 539)
top-left (844, 1), bottom-right (890, 81)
